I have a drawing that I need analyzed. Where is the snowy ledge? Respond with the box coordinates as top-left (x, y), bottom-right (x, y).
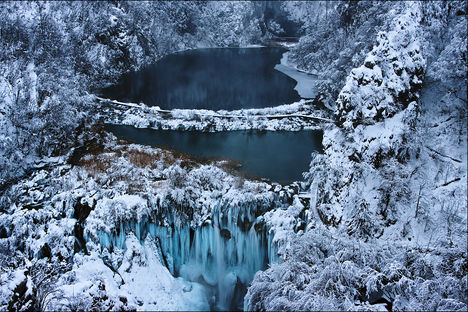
top-left (95, 96), bottom-right (334, 132)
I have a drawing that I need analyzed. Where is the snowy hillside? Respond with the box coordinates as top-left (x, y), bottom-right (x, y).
top-left (0, 1), bottom-right (466, 311)
top-left (246, 2), bottom-right (467, 310)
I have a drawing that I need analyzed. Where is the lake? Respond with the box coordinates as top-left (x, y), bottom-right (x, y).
top-left (105, 124), bottom-right (322, 184)
top-left (100, 47), bottom-right (302, 110)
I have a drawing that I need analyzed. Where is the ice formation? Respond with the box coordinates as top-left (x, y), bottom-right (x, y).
top-left (86, 202), bottom-right (278, 310)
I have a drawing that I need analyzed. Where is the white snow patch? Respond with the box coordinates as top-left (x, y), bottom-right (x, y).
top-left (274, 52), bottom-right (318, 99)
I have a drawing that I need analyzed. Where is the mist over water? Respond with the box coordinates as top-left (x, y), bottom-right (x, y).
top-left (100, 47), bottom-right (301, 110)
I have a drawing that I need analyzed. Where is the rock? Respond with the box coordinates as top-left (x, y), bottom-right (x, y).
top-left (73, 198), bottom-right (93, 222)
top-left (237, 214), bottom-right (252, 232)
top-left (253, 216), bottom-right (265, 233)
top-left (38, 243), bottom-right (52, 259)
top-left (220, 228), bottom-right (231, 240)
top-left (0, 225), bottom-right (8, 238)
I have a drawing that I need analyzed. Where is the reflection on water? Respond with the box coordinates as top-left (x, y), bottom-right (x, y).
top-left (105, 124), bottom-right (322, 184)
top-left (100, 48), bottom-right (301, 110)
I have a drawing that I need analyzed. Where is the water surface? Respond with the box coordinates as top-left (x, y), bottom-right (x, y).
top-left (100, 47), bottom-right (301, 110)
top-left (105, 124), bottom-right (322, 184)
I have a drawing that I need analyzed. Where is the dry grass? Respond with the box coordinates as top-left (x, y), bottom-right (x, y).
top-left (160, 150), bottom-right (177, 166)
top-left (77, 154), bottom-right (113, 177)
top-left (161, 149), bottom-right (198, 170)
top-left (215, 159), bottom-right (242, 174)
top-left (75, 131), bottom-right (206, 188)
top-left (127, 180), bottom-right (146, 193)
top-left (126, 149), bottom-right (157, 168)
top-left (86, 142), bottom-right (106, 156)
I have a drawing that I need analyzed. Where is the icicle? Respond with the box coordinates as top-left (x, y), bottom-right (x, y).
top-left (85, 201), bottom-right (278, 310)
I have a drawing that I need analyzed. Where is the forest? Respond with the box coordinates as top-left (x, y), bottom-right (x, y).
top-left (0, 1), bottom-right (466, 311)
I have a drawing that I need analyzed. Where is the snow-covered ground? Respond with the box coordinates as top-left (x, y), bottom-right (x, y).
top-left (1, 1), bottom-right (466, 311)
top-left (0, 130), bottom-right (304, 310)
top-left (99, 98), bottom-right (332, 132)
top-left (54, 238), bottom-right (211, 311)
top-left (274, 52), bottom-right (318, 99)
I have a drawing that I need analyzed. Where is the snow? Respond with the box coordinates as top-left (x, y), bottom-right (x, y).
top-left (274, 52), bottom-right (318, 99)
top-left (246, 2), bottom-right (467, 310)
top-left (109, 15), bottom-right (118, 27)
top-left (0, 269), bottom-right (27, 310)
top-left (1, 1), bottom-right (466, 311)
top-left (55, 238), bottom-right (210, 311)
top-left (1, 131), bottom-right (300, 310)
top-left (26, 62), bottom-right (38, 110)
top-left (8, 270), bottom-right (27, 293)
top-left (99, 98), bottom-right (331, 132)
top-left (336, 4), bottom-right (425, 127)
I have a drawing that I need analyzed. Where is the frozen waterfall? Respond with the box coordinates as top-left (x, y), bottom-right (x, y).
top-left (89, 203), bottom-right (279, 310)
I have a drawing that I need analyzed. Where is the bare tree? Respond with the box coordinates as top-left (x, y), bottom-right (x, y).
top-left (29, 260), bottom-right (69, 311)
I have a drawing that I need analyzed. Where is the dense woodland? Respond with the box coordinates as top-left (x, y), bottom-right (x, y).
top-left (0, 1), bottom-right (466, 311)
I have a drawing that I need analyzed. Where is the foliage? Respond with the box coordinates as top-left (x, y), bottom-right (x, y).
top-left (284, 1), bottom-right (397, 108)
top-left (246, 229), bottom-right (467, 311)
top-left (252, 3), bottom-right (467, 310)
top-left (0, 1), bottom-right (267, 186)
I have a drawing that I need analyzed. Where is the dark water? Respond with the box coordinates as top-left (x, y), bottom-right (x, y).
top-left (105, 124), bottom-right (322, 184)
top-left (100, 47), bottom-right (301, 110)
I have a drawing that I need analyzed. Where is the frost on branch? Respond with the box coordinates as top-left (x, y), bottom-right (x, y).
top-left (336, 6), bottom-right (425, 129)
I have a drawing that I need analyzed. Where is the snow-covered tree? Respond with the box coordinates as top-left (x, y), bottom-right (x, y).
top-left (335, 4), bottom-right (425, 128)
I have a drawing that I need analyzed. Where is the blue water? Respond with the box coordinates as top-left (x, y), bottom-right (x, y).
top-left (105, 124), bottom-right (322, 184)
top-left (100, 47), bottom-right (301, 110)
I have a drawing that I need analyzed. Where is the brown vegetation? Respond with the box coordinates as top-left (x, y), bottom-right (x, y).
top-left (77, 154), bottom-right (114, 177)
top-left (126, 149), bottom-right (157, 168)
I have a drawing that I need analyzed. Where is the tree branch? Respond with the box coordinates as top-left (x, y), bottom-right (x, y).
top-left (425, 146), bottom-right (462, 163)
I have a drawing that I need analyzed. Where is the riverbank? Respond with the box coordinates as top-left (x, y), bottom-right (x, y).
top-left (97, 97), bottom-right (332, 132)
top-left (0, 126), bottom-right (312, 310)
